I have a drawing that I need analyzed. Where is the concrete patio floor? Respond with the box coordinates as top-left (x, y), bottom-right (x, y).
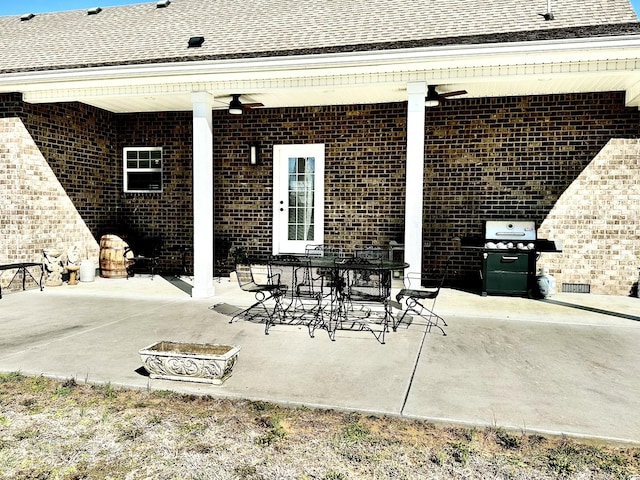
top-left (1, 275), bottom-right (639, 445)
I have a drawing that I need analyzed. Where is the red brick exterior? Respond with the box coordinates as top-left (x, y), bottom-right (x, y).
top-left (1, 91), bottom-right (639, 294)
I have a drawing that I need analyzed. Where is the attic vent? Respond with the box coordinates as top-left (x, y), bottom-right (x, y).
top-left (20, 13), bottom-right (35, 21)
top-left (156, 0), bottom-right (171, 7)
top-left (87, 7), bottom-right (102, 15)
top-left (188, 36), bottom-right (205, 48)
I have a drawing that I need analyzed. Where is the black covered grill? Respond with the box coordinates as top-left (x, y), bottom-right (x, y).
top-left (462, 220), bottom-right (562, 297)
top-left (482, 220), bottom-right (537, 296)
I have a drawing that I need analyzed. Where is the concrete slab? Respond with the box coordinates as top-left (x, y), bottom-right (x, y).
top-left (1, 275), bottom-right (638, 444)
top-left (402, 316), bottom-right (640, 443)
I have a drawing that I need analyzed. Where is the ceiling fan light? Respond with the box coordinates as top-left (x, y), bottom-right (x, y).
top-left (229, 95), bottom-right (243, 115)
top-left (425, 85), bottom-right (441, 107)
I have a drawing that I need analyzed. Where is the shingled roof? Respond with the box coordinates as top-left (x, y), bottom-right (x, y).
top-left (0, 0), bottom-right (638, 74)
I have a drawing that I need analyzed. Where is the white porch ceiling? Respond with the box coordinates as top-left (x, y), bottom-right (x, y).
top-left (69, 74), bottom-right (640, 113)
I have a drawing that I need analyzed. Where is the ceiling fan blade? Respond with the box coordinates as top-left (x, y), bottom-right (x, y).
top-left (440, 89), bottom-right (468, 98)
top-left (242, 102), bottom-right (264, 109)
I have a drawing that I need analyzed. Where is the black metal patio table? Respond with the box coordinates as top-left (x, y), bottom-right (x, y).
top-left (268, 255), bottom-right (409, 342)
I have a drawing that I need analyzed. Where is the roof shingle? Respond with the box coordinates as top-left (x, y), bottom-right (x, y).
top-left (0, 0), bottom-right (638, 73)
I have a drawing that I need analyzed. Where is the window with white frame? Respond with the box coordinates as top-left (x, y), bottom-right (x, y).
top-left (123, 147), bottom-right (163, 193)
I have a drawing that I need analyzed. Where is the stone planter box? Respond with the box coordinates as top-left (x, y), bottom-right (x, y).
top-left (139, 341), bottom-right (241, 385)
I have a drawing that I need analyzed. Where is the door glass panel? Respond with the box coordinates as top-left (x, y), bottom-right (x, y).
top-left (287, 156), bottom-right (315, 241)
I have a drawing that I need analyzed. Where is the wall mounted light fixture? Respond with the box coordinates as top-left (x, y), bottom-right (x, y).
top-left (249, 144), bottom-right (259, 165)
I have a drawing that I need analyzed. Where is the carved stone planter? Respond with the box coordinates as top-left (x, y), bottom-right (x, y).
top-left (139, 341), bottom-right (241, 385)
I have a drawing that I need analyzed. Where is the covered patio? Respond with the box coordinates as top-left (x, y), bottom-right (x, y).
top-left (2, 0), bottom-right (640, 298)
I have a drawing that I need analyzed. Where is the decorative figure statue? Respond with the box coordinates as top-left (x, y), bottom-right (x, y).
top-left (66, 243), bottom-right (81, 266)
top-left (43, 249), bottom-right (65, 286)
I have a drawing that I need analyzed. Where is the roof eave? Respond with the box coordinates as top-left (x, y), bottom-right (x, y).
top-left (3, 32), bottom-right (640, 111)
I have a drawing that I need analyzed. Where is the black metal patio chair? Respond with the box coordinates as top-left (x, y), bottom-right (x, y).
top-left (123, 236), bottom-right (162, 279)
top-left (332, 256), bottom-right (392, 344)
top-left (264, 255), bottom-right (329, 337)
top-left (290, 258), bottom-right (326, 337)
top-left (305, 244), bottom-right (343, 299)
top-left (230, 263), bottom-right (286, 335)
top-left (393, 257), bottom-right (451, 335)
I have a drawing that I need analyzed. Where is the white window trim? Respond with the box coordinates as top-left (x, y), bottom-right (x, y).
top-left (123, 146), bottom-right (163, 193)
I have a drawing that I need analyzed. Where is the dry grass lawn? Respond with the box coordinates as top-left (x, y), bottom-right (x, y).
top-left (0, 373), bottom-right (638, 479)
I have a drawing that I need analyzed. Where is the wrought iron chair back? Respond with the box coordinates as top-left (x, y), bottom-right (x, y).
top-left (354, 247), bottom-right (388, 262)
top-left (346, 257), bottom-right (390, 302)
top-left (305, 244), bottom-right (343, 297)
top-left (305, 244), bottom-right (342, 258)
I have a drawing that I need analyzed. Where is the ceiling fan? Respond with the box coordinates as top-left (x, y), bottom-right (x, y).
top-left (221, 94), bottom-right (264, 114)
top-left (425, 85), bottom-right (467, 107)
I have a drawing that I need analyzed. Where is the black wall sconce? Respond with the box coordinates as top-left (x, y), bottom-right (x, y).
top-left (249, 144), bottom-right (259, 165)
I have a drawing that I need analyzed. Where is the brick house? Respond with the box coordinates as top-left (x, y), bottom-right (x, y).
top-left (1, 0), bottom-right (639, 297)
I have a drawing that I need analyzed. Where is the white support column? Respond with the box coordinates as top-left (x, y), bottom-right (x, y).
top-left (191, 92), bottom-right (214, 298)
top-left (404, 82), bottom-right (426, 275)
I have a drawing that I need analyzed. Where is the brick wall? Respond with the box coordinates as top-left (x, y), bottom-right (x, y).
top-left (1, 98), bottom-right (118, 290)
top-left (2, 91), bottom-right (639, 295)
top-left (21, 101), bottom-right (119, 234)
top-left (113, 104), bottom-right (408, 272)
top-left (537, 139), bottom-right (640, 295)
top-left (115, 112), bottom-right (194, 272)
top-left (0, 115), bottom-right (103, 290)
top-left (421, 93), bottom-right (640, 295)
top-left (211, 104), bottom-right (407, 256)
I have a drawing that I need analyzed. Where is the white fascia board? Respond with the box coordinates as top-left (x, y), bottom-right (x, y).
top-left (4, 34), bottom-right (640, 98)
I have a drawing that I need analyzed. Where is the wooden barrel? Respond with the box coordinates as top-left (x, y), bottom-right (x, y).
top-left (99, 234), bottom-right (129, 278)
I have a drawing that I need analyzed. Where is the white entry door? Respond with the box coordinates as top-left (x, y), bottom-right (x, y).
top-left (272, 144), bottom-right (325, 254)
